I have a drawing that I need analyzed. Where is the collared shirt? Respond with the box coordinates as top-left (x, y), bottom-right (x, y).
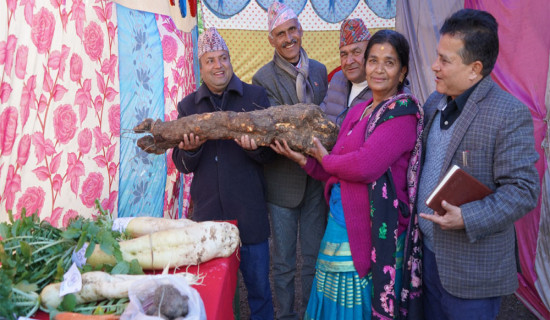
top-left (210, 92), bottom-right (223, 109)
top-left (440, 79), bottom-right (482, 130)
top-left (289, 56), bottom-right (302, 69)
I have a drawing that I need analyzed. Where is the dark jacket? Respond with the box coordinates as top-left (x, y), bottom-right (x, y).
top-left (172, 74), bottom-right (273, 244)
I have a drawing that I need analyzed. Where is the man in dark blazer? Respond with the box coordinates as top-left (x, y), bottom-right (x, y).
top-left (172, 27), bottom-right (274, 320)
top-left (251, 2), bottom-right (328, 319)
top-left (416, 9), bottom-right (540, 320)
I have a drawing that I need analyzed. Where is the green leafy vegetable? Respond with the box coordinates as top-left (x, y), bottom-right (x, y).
top-left (74, 298), bottom-right (129, 315)
top-left (0, 200), bottom-right (142, 320)
top-left (60, 294), bottom-right (77, 312)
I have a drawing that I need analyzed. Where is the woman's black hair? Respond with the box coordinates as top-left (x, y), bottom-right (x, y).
top-left (364, 29), bottom-right (410, 91)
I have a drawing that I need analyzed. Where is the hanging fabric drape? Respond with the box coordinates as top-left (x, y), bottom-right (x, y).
top-left (1, 0), bottom-right (197, 223)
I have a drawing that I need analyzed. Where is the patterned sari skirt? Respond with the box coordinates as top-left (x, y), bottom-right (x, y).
top-left (304, 211), bottom-right (404, 320)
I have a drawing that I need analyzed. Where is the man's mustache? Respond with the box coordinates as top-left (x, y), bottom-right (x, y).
top-left (282, 39), bottom-right (298, 48)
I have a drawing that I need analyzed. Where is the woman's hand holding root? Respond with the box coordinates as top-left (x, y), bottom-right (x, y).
top-left (270, 139), bottom-right (308, 167)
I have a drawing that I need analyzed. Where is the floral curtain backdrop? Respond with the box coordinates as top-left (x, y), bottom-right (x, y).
top-left (156, 14), bottom-right (196, 219)
top-left (206, 0), bottom-right (396, 22)
top-left (117, 5), bottom-right (167, 218)
top-left (1, 0), bottom-right (121, 225)
top-left (0, 1), bottom-right (196, 224)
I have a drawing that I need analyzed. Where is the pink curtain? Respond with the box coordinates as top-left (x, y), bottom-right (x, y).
top-left (0, 1), bottom-right (196, 224)
top-left (1, 0), bottom-right (121, 225)
top-left (465, 1), bottom-right (550, 319)
top-left (155, 14), bottom-right (196, 218)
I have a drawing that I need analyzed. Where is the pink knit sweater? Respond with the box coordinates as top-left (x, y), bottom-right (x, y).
top-left (303, 101), bottom-right (417, 277)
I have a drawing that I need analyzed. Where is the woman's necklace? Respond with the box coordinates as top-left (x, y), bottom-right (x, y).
top-left (360, 102), bottom-right (374, 121)
top-left (347, 103), bottom-right (374, 136)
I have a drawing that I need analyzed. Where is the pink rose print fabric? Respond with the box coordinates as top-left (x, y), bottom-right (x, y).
top-left (156, 14), bottom-right (196, 218)
top-left (53, 104), bottom-right (78, 144)
top-left (83, 22), bottom-right (104, 61)
top-left (0, 107), bottom-right (18, 156)
top-left (1, 1), bottom-right (196, 225)
top-left (70, 54), bottom-right (83, 82)
top-left (31, 8), bottom-right (55, 54)
top-left (0, 1), bottom-right (120, 227)
top-left (15, 186), bottom-right (46, 219)
top-left (80, 172), bottom-right (104, 208)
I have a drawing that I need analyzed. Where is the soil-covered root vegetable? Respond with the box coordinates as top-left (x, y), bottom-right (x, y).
top-left (125, 217), bottom-right (195, 238)
top-left (87, 221), bottom-right (240, 269)
top-left (133, 103), bottom-right (340, 154)
top-left (146, 284), bottom-right (189, 319)
top-left (40, 272), bottom-right (199, 310)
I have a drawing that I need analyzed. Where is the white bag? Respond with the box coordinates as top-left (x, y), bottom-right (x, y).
top-left (121, 275), bottom-right (206, 320)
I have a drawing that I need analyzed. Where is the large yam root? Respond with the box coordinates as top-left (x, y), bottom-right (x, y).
top-left (134, 103), bottom-right (339, 154)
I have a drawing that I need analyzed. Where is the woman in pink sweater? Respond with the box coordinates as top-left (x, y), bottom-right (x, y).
top-left (272, 30), bottom-right (424, 319)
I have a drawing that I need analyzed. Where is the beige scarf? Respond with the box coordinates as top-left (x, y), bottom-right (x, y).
top-left (273, 48), bottom-right (314, 103)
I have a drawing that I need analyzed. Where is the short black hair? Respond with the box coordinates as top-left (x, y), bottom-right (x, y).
top-left (440, 9), bottom-right (499, 76)
top-left (364, 29), bottom-right (410, 91)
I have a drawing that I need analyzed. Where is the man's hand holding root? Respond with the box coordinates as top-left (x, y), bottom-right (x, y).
top-left (177, 133), bottom-right (205, 152)
top-left (235, 135), bottom-right (258, 150)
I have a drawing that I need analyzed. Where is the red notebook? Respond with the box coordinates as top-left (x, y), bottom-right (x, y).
top-left (426, 165), bottom-right (493, 215)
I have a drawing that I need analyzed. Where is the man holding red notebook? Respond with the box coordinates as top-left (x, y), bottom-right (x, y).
top-left (416, 9), bottom-right (540, 320)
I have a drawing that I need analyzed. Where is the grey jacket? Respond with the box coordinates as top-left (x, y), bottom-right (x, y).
top-left (421, 76), bottom-right (539, 298)
top-left (252, 56), bottom-right (328, 207)
top-left (319, 70), bottom-right (372, 125)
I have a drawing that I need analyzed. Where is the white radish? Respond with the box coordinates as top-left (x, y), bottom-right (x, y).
top-left (124, 217), bottom-right (195, 238)
top-left (40, 271), bottom-right (199, 309)
top-left (88, 221), bottom-right (240, 269)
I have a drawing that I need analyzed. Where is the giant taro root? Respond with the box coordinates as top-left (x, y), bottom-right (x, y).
top-left (133, 103), bottom-right (340, 154)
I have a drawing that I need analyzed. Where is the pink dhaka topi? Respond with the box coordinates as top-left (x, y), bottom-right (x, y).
top-left (268, 1), bottom-right (298, 33)
top-left (197, 27), bottom-right (229, 58)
